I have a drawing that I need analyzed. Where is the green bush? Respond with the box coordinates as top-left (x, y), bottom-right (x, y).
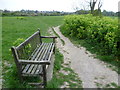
top-left (13, 38), bottom-right (25, 46)
top-left (61, 14), bottom-right (119, 58)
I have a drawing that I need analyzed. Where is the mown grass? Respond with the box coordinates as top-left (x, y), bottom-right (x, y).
top-left (2, 16), bottom-right (64, 88)
top-left (2, 16), bottom-right (64, 62)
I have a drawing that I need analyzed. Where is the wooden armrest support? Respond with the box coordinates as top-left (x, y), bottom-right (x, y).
top-left (41, 36), bottom-right (57, 39)
top-left (19, 60), bottom-right (50, 65)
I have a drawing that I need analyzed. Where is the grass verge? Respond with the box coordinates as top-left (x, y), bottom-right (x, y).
top-left (51, 27), bottom-right (65, 45)
top-left (47, 27), bottom-right (83, 88)
top-left (47, 49), bottom-right (83, 88)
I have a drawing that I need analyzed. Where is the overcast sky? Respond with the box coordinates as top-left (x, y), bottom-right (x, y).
top-left (0, 0), bottom-right (119, 12)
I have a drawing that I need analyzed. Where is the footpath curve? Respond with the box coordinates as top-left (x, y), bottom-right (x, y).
top-left (50, 26), bottom-right (118, 88)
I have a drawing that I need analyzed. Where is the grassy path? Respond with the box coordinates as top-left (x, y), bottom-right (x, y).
top-left (53, 26), bottom-right (118, 88)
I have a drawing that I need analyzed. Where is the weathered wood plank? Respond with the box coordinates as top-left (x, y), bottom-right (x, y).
top-left (16, 31), bottom-right (40, 50)
top-left (34, 43), bottom-right (52, 74)
top-left (11, 30), bottom-right (56, 88)
top-left (47, 44), bottom-right (55, 62)
top-left (32, 43), bottom-right (52, 73)
top-left (19, 60), bottom-right (50, 65)
top-left (22, 43), bottom-right (46, 74)
top-left (42, 65), bottom-right (47, 88)
top-left (22, 43), bottom-right (52, 74)
top-left (41, 44), bottom-right (52, 62)
top-left (31, 43), bottom-right (54, 75)
top-left (30, 43), bottom-right (50, 74)
top-left (28, 83), bottom-right (44, 86)
top-left (21, 45), bottom-right (40, 71)
top-left (43, 43), bottom-right (54, 61)
top-left (11, 46), bottom-right (23, 81)
top-left (41, 36), bottom-right (57, 38)
top-left (26, 43), bottom-right (49, 74)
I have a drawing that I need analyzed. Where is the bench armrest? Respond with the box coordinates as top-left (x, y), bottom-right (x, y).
top-left (41, 36), bottom-right (57, 43)
top-left (19, 60), bottom-right (50, 65)
top-left (41, 36), bottom-right (57, 39)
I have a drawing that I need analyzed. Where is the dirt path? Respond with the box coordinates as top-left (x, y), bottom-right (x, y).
top-left (49, 26), bottom-right (118, 88)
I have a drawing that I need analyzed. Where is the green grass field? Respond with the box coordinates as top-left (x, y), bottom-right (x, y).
top-left (2, 15), bottom-right (118, 88)
top-left (2, 16), bottom-right (64, 62)
top-left (2, 16), bottom-right (64, 88)
top-left (2, 16), bottom-right (83, 88)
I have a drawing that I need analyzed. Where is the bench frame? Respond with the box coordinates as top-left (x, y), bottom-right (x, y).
top-left (11, 29), bottom-right (57, 88)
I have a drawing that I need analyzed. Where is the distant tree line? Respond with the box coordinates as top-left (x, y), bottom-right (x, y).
top-left (73, 0), bottom-right (118, 17)
top-left (102, 10), bottom-right (118, 17)
top-left (0, 9), bottom-right (73, 16)
top-left (0, 9), bottom-right (118, 17)
top-left (75, 9), bottom-right (118, 17)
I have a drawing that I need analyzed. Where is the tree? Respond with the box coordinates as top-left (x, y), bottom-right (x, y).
top-left (98, 0), bottom-right (102, 15)
top-left (73, 0), bottom-right (103, 15)
top-left (89, 0), bottom-right (98, 14)
top-left (88, 0), bottom-right (103, 16)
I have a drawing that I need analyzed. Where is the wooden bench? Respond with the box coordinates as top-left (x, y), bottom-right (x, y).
top-left (11, 29), bottom-right (57, 88)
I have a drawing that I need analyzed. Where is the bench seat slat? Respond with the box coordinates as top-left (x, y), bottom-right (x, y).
top-left (33, 43), bottom-right (53, 75)
top-left (21, 43), bottom-right (43, 70)
top-left (43, 43), bottom-right (54, 61)
top-left (30, 43), bottom-right (52, 75)
top-left (22, 43), bottom-right (54, 75)
top-left (30, 43), bottom-right (53, 75)
top-left (37, 43), bottom-right (55, 74)
top-left (26, 43), bottom-right (50, 74)
top-left (22, 43), bottom-right (47, 74)
top-left (22, 43), bottom-right (45, 73)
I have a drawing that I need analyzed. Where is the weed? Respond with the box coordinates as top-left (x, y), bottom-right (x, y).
top-left (51, 27), bottom-right (65, 45)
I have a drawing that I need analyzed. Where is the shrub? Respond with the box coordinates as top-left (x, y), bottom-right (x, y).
top-left (61, 14), bottom-right (119, 57)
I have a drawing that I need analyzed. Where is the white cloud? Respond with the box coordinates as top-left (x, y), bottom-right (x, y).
top-left (102, 0), bottom-right (119, 12)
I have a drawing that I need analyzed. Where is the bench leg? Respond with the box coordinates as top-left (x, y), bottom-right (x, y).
top-left (53, 46), bottom-right (55, 54)
top-left (19, 74), bottom-right (23, 82)
top-left (42, 65), bottom-right (47, 88)
top-left (53, 38), bottom-right (56, 54)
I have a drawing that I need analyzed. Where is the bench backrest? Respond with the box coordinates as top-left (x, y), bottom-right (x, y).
top-left (11, 30), bottom-right (42, 62)
top-left (17, 30), bottom-right (42, 60)
top-left (11, 30), bottom-right (42, 75)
